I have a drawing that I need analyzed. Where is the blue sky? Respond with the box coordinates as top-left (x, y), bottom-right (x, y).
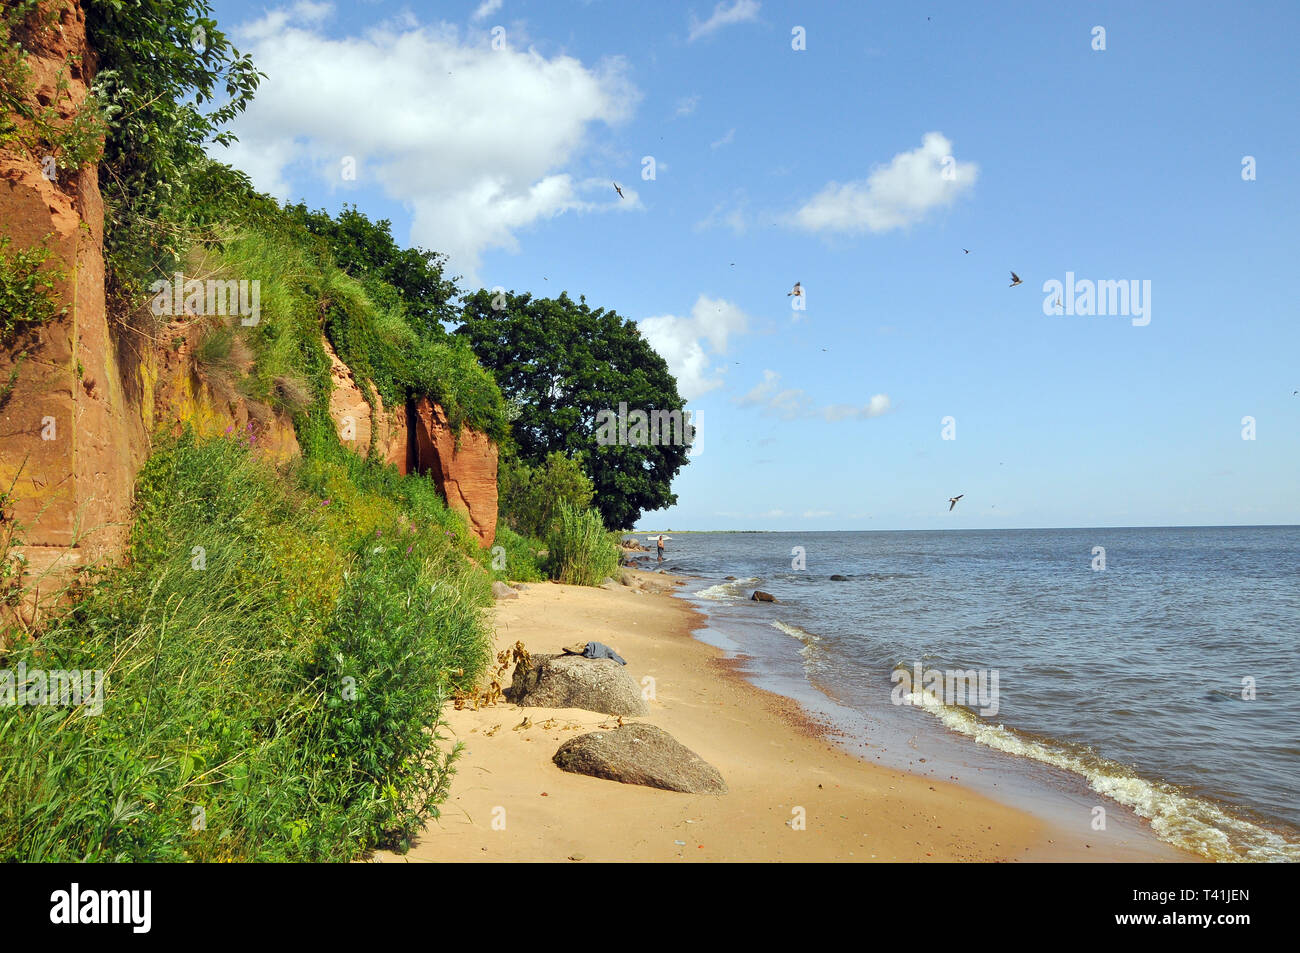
top-left (207, 0), bottom-right (1300, 530)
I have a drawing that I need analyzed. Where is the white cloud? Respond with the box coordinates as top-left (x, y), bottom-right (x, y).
top-left (737, 370), bottom-right (891, 421)
top-left (822, 395), bottom-right (892, 420)
top-left (791, 132), bottom-right (977, 234)
top-left (710, 127), bottom-right (735, 149)
top-left (694, 191), bottom-right (748, 234)
top-left (217, 3), bottom-right (637, 282)
top-left (803, 510), bottom-right (833, 518)
top-left (675, 94), bottom-right (700, 116)
top-left (471, 0), bottom-right (502, 21)
top-left (688, 0), bottom-right (760, 42)
top-left (638, 296), bottom-right (751, 401)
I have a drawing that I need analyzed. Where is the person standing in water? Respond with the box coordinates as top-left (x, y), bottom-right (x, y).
top-left (656, 535), bottom-right (665, 560)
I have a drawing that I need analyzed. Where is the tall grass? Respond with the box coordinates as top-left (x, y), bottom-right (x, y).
top-left (0, 431), bottom-right (492, 860)
top-left (545, 502), bottom-right (619, 587)
top-left (482, 523), bottom-right (546, 584)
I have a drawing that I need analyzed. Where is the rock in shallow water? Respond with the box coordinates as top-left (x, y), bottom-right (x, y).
top-left (751, 590), bottom-right (777, 602)
top-left (553, 724), bottom-right (727, 794)
top-left (505, 654), bottom-right (648, 716)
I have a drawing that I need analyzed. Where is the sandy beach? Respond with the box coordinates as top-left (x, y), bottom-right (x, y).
top-left (373, 569), bottom-right (1191, 863)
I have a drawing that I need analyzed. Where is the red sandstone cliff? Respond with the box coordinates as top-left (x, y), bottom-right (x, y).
top-left (0, 2), bottom-right (146, 623)
top-left (412, 397), bottom-right (498, 547)
top-left (322, 338), bottom-right (496, 546)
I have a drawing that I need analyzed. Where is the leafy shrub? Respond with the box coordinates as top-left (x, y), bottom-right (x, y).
top-left (483, 523), bottom-right (545, 583)
top-left (0, 431), bottom-right (492, 860)
top-left (0, 235), bottom-right (65, 346)
top-left (85, 0), bottom-right (262, 299)
top-left (546, 502), bottom-right (619, 587)
top-left (499, 450), bottom-right (594, 540)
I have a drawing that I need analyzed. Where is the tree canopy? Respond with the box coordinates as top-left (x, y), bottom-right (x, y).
top-left (456, 291), bottom-right (690, 530)
top-left (284, 203), bottom-right (461, 339)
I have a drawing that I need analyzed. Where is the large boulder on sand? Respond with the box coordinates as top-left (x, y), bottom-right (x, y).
top-left (492, 581), bottom-right (519, 600)
top-left (553, 724), bottom-right (727, 795)
top-left (505, 654), bottom-right (648, 716)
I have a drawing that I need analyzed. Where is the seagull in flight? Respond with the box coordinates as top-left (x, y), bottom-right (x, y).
top-left (963, 248), bottom-right (970, 254)
top-left (1009, 272), bottom-right (1023, 287)
top-left (613, 182), bottom-right (624, 199)
top-left (787, 281), bottom-right (803, 297)
top-left (948, 494), bottom-right (964, 512)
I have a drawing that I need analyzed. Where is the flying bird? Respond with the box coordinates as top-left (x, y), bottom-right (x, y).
top-left (787, 281), bottom-right (803, 297)
top-left (1009, 272), bottom-right (1023, 287)
top-left (613, 182), bottom-right (624, 199)
top-left (948, 494), bottom-right (964, 512)
top-left (963, 248), bottom-right (970, 254)
top-left (1054, 296), bottom-right (1063, 310)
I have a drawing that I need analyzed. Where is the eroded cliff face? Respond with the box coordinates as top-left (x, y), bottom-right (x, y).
top-left (412, 397), bottom-right (498, 547)
top-left (151, 318), bottom-right (300, 462)
top-left (322, 337), bottom-right (497, 547)
top-left (0, 1), bottom-right (146, 623)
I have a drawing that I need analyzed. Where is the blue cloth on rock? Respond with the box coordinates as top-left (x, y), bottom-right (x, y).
top-left (582, 641), bottom-right (626, 665)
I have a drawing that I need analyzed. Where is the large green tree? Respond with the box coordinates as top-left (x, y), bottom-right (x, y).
top-left (457, 291), bottom-right (691, 530)
top-left (283, 203), bottom-right (461, 338)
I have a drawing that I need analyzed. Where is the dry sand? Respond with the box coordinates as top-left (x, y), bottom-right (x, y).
top-left (373, 570), bottom-right (1189, 863)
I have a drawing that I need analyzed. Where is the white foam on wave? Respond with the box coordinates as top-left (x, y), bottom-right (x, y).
top-left (900, 684), bottom-right (1300, 862)
top-left (771, 620), bottom-right (822, 659)
top-left (693, 577), bottom-right (760, 602)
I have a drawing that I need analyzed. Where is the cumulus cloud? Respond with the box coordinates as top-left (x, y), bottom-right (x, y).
top-left (791, 132), bottom-right (977, 234)
top-left (638, 296), bottom-right (751, 401)
top-left (737, 370), bottom-right (891, 421)
top-left (688, 0), bottom-right (760, 42)
top-left (471, 0), bottom-right (502, 21)
top-left (217, 3), bottom-right (637, 282)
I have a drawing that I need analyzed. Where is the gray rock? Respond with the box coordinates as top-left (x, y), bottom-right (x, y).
top-left (751, 590), bottom-right (777, 603)
top-left (553, 723), bottom-right (727, 795)
top-left (829, 574), bottom-right (848, 581)
top-left (505, 654), bottom-right (649, 716)
top-left (492, 580), bottom-right (520, 600)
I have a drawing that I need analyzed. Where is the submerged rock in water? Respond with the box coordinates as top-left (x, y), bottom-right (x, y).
top-left (829, 574), bottom-right (848, 581)
top-left (751, 590), bottom-right (777, 603)
top-left (505, 654), bottom-right (648, 716)
top-left (553, 724), bottom-right (727, 794)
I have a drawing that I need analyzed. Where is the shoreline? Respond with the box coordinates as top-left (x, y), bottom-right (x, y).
top-left (374, 569), bottom-right (1191, 862)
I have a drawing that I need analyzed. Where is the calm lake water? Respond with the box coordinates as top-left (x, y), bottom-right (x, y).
top-left (639, 527), bottom-right (1300, 862)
